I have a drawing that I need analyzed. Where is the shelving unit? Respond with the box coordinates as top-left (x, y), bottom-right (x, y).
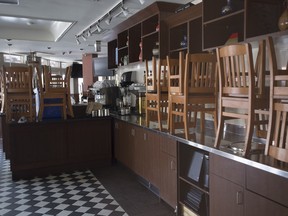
top-left (203, 0), bottom-right (284, 50)
top-left (107, 2), bottom-right (181, 69)
top-left (166, 3), bottom-right (203, 58)
top-left (178, 143), bottom-right (209, 216)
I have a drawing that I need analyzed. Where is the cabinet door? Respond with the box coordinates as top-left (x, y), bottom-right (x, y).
top-left (210, 173), bottom-right (244, 216)
top-left (134, 126), bottom-right (144, 176)
top-left (114, 120), bottom-right (124, 163)
top-left (160, 151), bottom-right (177, 208)
top-left (159, 135), bottom-right (177, 208)
top-left (245, 190), bottom-right (288, 216)
top-left (143, 130), bottom-right (160, 188)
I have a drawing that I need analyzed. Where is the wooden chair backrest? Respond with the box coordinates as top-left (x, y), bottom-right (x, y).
top-left (43, 65), bottom-right (66, 93)
top-left (2, 66), bottom-right (33, 94)
top-left (267, 36), bottom-right (288, 100)
top-left (265, 36), bottom-right (288, 162)
top-left (167, 52), bottom-right (184, 95)
top-left (254, 39), bottom-right (266, 97)
top-left (146, 57), bottom-right (168, 93)
top-left (184, 52), bottom-right (217, 96)
top-left (268, 102), bottom-right (288, 163)
top-left (216, 43), bottom-right (255, 98)
top-left (146, 57), bottom-right (157, 92)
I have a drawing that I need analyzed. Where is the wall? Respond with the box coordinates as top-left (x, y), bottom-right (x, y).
top-left (82, 53), bottom-right (97, 92)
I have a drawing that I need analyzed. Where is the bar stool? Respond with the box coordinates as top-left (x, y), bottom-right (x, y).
top-left (214, 43), bottom-right (256, 157)
top-left (145, 57), bottom-right (169, 131)
top-left (169, 52), bottom-right (218, 140)
top-left (265, 36), bottom-right (288, 162)
top-left (2, 65), bottom-right (35, 122)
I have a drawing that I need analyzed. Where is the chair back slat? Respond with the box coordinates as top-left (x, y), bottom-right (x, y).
top-left (217, 43), bottom-right (255, 97)
top-left (184, 53), bottom-right (217, 96)
top-left (167, 52), bottom-right (184, 95)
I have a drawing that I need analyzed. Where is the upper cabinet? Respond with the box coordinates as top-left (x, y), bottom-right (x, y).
top-left (203, 0), bottom-right (285, 50)
top-left (107, 2), bottom-right (181, 69)
top-left (165, 3), bottom-right (203, 58)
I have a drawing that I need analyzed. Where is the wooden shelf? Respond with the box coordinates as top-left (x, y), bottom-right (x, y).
top-left (203, 9), bottom-right (245, 25)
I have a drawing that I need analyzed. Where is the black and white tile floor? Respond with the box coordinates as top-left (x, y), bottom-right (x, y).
top-left (0, 148), bottom-right (128, 216)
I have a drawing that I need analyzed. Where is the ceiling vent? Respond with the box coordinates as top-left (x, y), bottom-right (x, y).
top-left (0, 0), bottom-right (19, 5)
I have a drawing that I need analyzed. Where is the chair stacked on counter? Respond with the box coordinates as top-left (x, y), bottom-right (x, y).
top-left (145, 57), bottom-right (169, 131)
top-left (36, 65), bottom-right (74, 121)
top-left (1, 65), bottom-right (35, 123)
top-left (168, 52), bottom-right (218, 140)
top-left (265, 36), bottom-right (288, 163)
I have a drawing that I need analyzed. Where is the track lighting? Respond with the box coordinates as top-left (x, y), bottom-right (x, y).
top-left (121, 6), bottom-right (128, 16)
top-left (81, 34), bottom-right (87, 41)
top-left (105, 13), bottom-right (112, 25)
top-left (87, 28), bottom-right (92, 37)
top-left (139, 0), bottom-right (145, 4)
top-left (96, 23), bottom-right (103, 32)
top-left (75, 36), bottom-right (80, 45)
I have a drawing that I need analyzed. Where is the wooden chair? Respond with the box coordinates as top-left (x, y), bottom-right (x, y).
top-left (36, 66), bottom-right (67, 121)
top-left (214, 43), bottom-right (256, 157)
top-left (254, 39), bottom-right (270, 139)
top-left (169, 52), bottom-right (218, 140)
top-left (145, 57), bottom-right (169, 131)
top-left (0, 68), bottom-right (5, 113)
top-left (2, 65), bottom-right (35, 123)
top-left (265, 36), bottom-right (288, 162)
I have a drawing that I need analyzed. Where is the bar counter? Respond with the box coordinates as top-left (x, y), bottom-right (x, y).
top-left (112, 113), bottom-right (288, 179)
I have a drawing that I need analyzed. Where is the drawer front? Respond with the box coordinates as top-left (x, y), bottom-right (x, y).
top-left (210, 153), bottom-right (245, 186)
top-left (245, 189), bottom-right (288, 216)
top-left (160, 134), bottom-right (177, 157)
top-left (246, 166), bottom-right (288, 207)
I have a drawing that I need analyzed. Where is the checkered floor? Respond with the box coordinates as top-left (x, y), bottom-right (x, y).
top-left (0, 148), bottom-right (128, 216)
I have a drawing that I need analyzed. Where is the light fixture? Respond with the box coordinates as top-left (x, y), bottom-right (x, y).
top-left (0, 0), bottom-right (19, 5)
top-left (121, 6), bottom-right (129, 16)
top-left (81, 34), bottom-right (87, 41)
top-left (87, 28), bottom-right (92, 37)
top-left (96, 23), bottom-right (103, 32)
top-left (139, 0), bottom-right (145, 4)
top-left (105, 13), bottom-right (112, 25)
top-left (75, 36), bottom-right (80, 45)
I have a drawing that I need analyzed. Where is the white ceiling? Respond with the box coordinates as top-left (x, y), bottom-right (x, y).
top-left (0, 0), bottom-right (199, 63)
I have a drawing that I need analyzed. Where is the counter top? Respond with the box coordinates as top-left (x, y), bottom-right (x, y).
top-left (111, 113), bottom-right (288, 179)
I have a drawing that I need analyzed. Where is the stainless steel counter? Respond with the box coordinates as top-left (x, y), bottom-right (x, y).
top-left (111, 113), bottom-right (288, 179)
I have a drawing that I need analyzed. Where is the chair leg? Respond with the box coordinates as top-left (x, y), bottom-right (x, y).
top-left (157, 104), bottom-right (162, 131)
top-left (214, 114), bottom-right (224, 149)
top-left (66, 94), bottom-right (74, 118)
top-left (184, 104), bottom-right (189, 140)
top-left (243, 112), bottom-right (254, 157)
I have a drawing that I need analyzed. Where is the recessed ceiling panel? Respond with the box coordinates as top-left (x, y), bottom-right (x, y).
top-left (0, 15), bottom-right (74, 42)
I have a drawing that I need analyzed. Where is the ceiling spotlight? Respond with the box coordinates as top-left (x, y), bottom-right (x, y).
top-left (81, 34), bottom-right (87, 41)
top-left (96, 23), bottom-right (103, 32)
top-left (47, 47), bottom-right (51, 49)
top-left (69, 51), bottom-right (72, 54)
top-left (105, 13), bottom-right (112, 25)
top-left (75, 36), bottom-right (81, 45)
top-left (0, 0), bottom-right (19, 5)
top-left (139, 0), bottom-right (145, 4)
top-left (62, 52), bottom-right (66, 55)
top-left (121, 6), bottom-right (129, 17)
top-left (87, 28), bottom-right (92, 37)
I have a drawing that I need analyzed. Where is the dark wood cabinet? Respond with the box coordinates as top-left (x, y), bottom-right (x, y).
top-left (159, 134), bottom-right (177, 209)
top-left (9, 118), bottom-right (112, 180)
top-left (245, 190), bottom-right (288, 216)
top-left (165, 3), bottom-right (203, 58)
top-left (107, 2), bottom-right (180, 68)
top-left (202, 0), bottom-right (284, 50)
top-left (209, 153), bottom-right (288, 216)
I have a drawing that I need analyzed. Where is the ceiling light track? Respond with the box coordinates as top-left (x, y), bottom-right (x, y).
top-left (75, 0), bottom-right (129, 44)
